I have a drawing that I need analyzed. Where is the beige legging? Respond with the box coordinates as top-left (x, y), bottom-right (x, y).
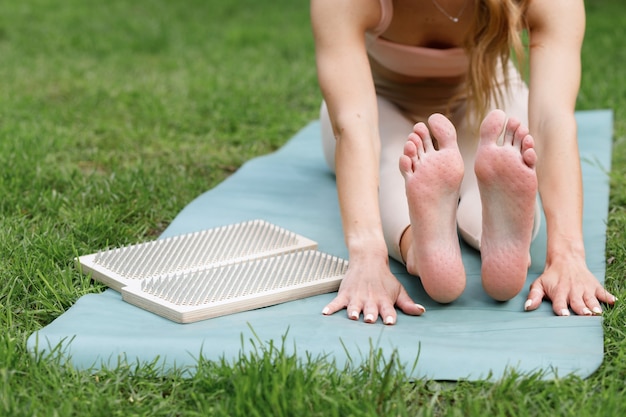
top-left (320, 65), bottom-right (541, 263)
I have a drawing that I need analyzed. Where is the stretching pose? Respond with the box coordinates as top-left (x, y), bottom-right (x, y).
top-left (311, 0), bottom-right (616, 324)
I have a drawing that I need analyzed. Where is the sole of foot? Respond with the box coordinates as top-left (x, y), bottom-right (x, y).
top-left (475, 109), bottom-right (537, 301)
top-left (399, 113), bottom-right (466, 303)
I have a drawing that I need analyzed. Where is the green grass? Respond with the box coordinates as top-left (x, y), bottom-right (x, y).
top-left (1, 0), bottom-right (625, 415)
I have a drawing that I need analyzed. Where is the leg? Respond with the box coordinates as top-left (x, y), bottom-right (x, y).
top-left (376, 97), bottom-right (422, 261)
top-left (475, 110), bottom-right (538, 301)
top-left (399, 114), bottom-right (466, 303)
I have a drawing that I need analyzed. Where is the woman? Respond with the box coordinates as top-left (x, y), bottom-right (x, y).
top-left (311, 0), bottom-right (616, 324)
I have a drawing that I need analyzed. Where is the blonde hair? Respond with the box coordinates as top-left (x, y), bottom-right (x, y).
top-left (462, 0), bottom-right (530, 124)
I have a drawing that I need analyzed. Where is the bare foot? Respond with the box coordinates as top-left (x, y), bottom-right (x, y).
top-left (475, 109), bottom-right (537, 301)
top-left (399, 114), bottom-right (466, 303)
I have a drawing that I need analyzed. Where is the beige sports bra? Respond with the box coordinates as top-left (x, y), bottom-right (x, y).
top-left (366, 0), bottom-right (469, 78)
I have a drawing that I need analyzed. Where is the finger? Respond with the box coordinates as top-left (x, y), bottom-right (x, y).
top-left (524, 282), bottom-right (545, 311)
top-left (586, 287), bottom-right (617, 316)
top-left (346, 302), bottom-right (364, 321)
top-left (363, 302), bottom-right (379, 324)
top-left (322, 294), bottom-right (348, 316)
top-left (583, 292), bottom-right (604, 316)
top-left (569, 290), bottom-right (592, 316)
top-left (595, 286), bottom-right (618, 306)
top-left (550, 292), bottom-right (570, 317)
top-left (532, 277), bottom-right (570, 316)
top-left (396, 288), bottom-right (426, 317)
top-left (378, 306), bottom-right (396, 325)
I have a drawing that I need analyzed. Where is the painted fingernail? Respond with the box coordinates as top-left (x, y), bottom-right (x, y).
top-left (322, 307), bottom-right (330, 315)
top-left (350, 311), bottom-right (359, 320)
top-left (560, 309), bottom-right (570, 317)
top-left (364, 314), bottom-right (375, 323)
top-left (582, 308), bottom-right (592, 316)
top-left (592, 307), bottom-right (603, 315)
top-left (524, 299), bottom-right (532, 311)
top-left (384, 315), bottom-right (395, 325)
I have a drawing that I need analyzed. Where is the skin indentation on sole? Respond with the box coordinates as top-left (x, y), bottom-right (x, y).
top-left (399, 114), bottom-right (466, 303)
top-left (474, 110), bottom-right (538, 301)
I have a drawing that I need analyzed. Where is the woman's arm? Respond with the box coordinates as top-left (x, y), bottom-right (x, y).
top-left (312, 0), bottom-right (383, 258)
top-left (311, 0), bottom-right (424, 324)
top-left (524, 0), bottom-right (616, 315)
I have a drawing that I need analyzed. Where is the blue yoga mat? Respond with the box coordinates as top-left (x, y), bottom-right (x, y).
top-left (28, 110), bottom-right (613, 380)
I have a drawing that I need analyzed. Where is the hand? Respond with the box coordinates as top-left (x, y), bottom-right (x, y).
top-left (322, 256), bottom-right (425, 325)
top-left (524, 255), bottom-right (616, 316)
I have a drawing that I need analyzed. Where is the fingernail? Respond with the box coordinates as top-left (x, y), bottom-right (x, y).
top-left (416, 304), bottom-right (426, 313)
top-left (364, 314), bottom-right (375, 323)
top-left (322, 307), bottom-right (330, 315)
top-left (582, 307), bottom-right (592, 316)
top-left (384, 315), bottom-right (395, 325)
top-left (592, 307), bottom-right (603, 315)
top-left (524, 299), bottom-right (532, 311)
top-left (560, 309), bottom-right (570, 317)
top-left (350, 311), bottom-right (359, 320)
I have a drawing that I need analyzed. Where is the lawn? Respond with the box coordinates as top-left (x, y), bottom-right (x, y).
top-left (1, 0), bottom-right (625, 415)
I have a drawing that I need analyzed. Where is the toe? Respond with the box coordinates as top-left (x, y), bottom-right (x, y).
top-left (503, 117), bottom-right (522, 146)
top-left (407, 132), bottom-right (425, 157)
top-left (399, 141), bottom-right (418, 176)
top-left (511, 121), bottom-right (529, 149)
top-left (399, 154), bottom-right (412, 177)
top-left (521, 138), bottom-right (537, 168)
top-left (479, 109), bottom-right (506, 144)
top-left (427, 113), bottom-right (457, 149)
top-left (413, 122), bottom-right (435, 151)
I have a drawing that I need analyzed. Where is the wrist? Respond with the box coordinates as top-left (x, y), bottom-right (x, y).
top-left (545, 234), bottom-right (586, 265)
top-left (346, 236), bottom-right (389, 262)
